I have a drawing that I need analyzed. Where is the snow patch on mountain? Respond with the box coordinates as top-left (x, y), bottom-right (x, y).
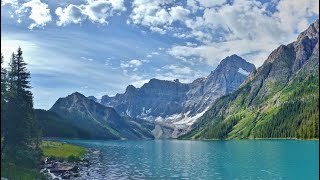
top-left (174, 107), bottom-right (209, 126)
top-left (238, 67), bottom-right (250, 76)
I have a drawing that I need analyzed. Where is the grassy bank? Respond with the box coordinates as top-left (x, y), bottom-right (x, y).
top-left (1, 141), bottom-right (86, 179)
top-left (41, 141), bottom-right (87, 161)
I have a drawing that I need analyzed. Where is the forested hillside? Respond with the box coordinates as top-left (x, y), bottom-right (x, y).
top-left (182, 19), bottom-right (319, 140)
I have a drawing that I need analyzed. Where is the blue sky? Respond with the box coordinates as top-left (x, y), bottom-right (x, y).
top-left (1, 0), bottom-right (319, 109)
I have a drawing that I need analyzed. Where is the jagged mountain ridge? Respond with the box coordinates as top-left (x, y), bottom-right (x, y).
top-left (182, 19), bottom-right (319, 140)
top-left (100, 55), bottom-right (255, 128)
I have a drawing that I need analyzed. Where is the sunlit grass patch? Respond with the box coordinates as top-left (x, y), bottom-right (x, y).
top-left (41, 141), bottom-right (86, 161)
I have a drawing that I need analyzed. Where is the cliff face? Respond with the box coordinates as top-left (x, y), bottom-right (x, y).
top-left (182, 19), bottom-right (319, 140)
top-left (101, 55), bottom-right (255, 129)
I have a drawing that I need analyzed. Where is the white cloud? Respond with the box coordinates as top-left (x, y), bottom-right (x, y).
top-left (164, 64), bottom-right (193, 75)
top-left (187, 0), bottom-right (199, 12)
top-left (120, 59), bottom-right (145, 73)
top-left (198, 0), bottom-right (226, 8)
top-left (169, 6), bottom-right (190, 21)
top-left (168, 0), bottom-right (319, 67)
top-left (150, 27), bottom-right (166, 34)
top-left (22, 0), bottom-right (52, 29)
top-left (55, 4), bottom-right (86, 26)
top-left (127, 0), bottom-right (318, 67)
top-left (80, 56), bottom-right (94, 62)
top-left (129, 0), bottom-right (190, 34)
top-left (275, 0), bottom-right (319, 33)
top-left (129, 59), bottom-right (142, 66)
top-left (168, 37), bottom-right (283, 67)
top-left (102, 0), bottom-right (126, 11)
top-left (84, 0), bottom-right (114, 24)
top-left (1, 0), bottom-right (18, 6)
top-left (55, 0), bottom-right (126, 26)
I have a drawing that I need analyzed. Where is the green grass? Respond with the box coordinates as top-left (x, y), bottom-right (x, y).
top-left (1, 163), bottom-right (45, 180)
top-left (41, 141), bottom-right (86, 161)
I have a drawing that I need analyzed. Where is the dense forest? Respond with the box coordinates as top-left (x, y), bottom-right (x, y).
top-left (181, 19), bottom-right (319, 140)
top-left (34, 109), bottom-right (91, 138)
top-left (1, 48), bottom-right (43, 179)
top-left (190, 72), bottom-right (319, 140)
top-left (181, 55), bottom-right (319, 140)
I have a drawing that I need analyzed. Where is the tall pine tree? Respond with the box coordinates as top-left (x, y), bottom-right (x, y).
top-left (1, 53), bottom-right (8, 136)
top-left (3, 47), bottom-right (40, 156)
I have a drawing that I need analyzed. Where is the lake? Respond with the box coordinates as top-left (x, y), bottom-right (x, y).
top-left (57, 139), bottom-right (319, 180)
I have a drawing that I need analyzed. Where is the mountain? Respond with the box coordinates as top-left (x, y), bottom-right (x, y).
top-left (100, 55), bottom-right (255, 133)
top-left (35, 109), bottom-right (91, 138)
top-left (182, 55), bottom-right (256, 122)
top-left (49, 92), bottom-right (154, 140)
top-left (87, 96), bottom-right (100, 103)
top-left (182, 19), bottom-right (319, 140)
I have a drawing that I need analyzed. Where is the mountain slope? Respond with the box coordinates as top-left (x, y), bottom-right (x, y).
top-left (182, 55), bottom-right (255, 120)
top-left (101, 55), bottom-right (255, 128)
top-left (50, 92), bottom-right (154, 140)
top-left (35, 109), bottom-right (91, 138)
top-left (182, 19), bottom-right (319, 140)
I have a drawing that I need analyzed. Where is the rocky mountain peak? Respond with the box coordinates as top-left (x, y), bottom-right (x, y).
top-left (99, 54), bottom-right (255, 135)
top-left (65, 92), bottom-right (87, 102)
top-left (297, 19), bottom-right (319, 42)
top-left (87, 96), bottom-right (97, 100)
top-left (125, 85), bottom-right (136, 93)
top-left (215, 54), bottom-right (255, 75)
top-left (70, 92), bottom-right (84, 97)
top-left (293, 19), bottom-right (319, 71)
top-left (87, 96), bottom-right (101, 103)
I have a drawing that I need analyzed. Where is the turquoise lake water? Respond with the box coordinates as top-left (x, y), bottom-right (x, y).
top-left (58, 139), bottom-right (319, 180)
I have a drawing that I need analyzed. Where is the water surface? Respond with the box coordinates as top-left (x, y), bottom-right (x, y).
top-left (58, 139), bottom-right (319, 180)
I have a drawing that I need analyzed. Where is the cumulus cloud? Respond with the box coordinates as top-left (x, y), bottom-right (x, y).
top-left (129, 0), bottom-right (190, 34)
top-left (55, 4), bottom-right (86, 26)
top-left (164, 64), bottom-right (193, 75)
top-left (126, 0), bottom-right (319, 67)
top-left (187, 0), bottom-right (199, 12)
top-left (4, 0), bottom-right (319, 68)
top-left (198, 0), bottom-right (226, 8)
top-left (21, 0), bottom-right (52, 29)
top-left (120, 59), bottom-right (145, 72)
top-left (275, 0), bottom-right (319, 33)
top-left (168, 38), bottom-right (279, 67)
top-left (85, 0), bottom-right (115, 24)
top-left (55, 0), bottom-right (126, 26)
top-left (129, 59), bottom-right (143, 66)
top-left (167, 0), bottom-right (319, 67)
top-left (1, 0), bottom-right (18, 6)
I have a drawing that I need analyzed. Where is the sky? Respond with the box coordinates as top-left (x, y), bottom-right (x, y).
top-left (1, 0), bottom-right (319, 109)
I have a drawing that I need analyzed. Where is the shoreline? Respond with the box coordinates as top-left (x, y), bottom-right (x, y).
top-left (40, 140), bottom-right (90, 179)
top-left (46, 137), bottom-right (319, 142)
top-left (198, 138), bottom-right (319, 141)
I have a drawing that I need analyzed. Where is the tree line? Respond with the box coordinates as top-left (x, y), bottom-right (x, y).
top-left (1, 47), bottom-right (41, 170)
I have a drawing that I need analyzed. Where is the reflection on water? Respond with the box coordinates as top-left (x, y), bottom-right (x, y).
top-left (59, 139), bottom-right (319, 180)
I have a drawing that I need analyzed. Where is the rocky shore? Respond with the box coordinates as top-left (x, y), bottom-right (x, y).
top-left (40, 149), bottom-right (95, 179)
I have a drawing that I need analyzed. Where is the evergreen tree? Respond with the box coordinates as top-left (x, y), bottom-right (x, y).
top-left (1, 53), bottom-right (8, 136)
top-left (3, 47), bottom-right (40, 158)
